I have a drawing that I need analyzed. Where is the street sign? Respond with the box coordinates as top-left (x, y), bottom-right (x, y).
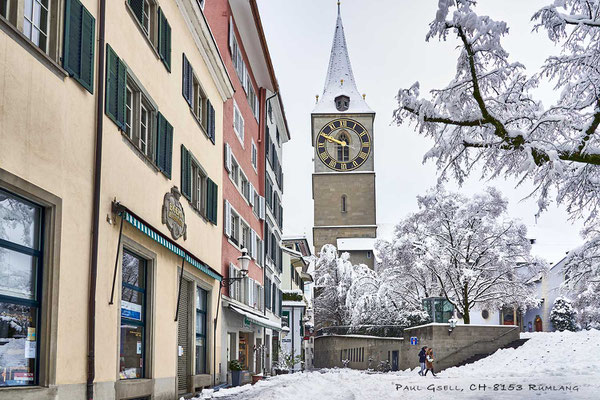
top-left (410, 337), bottom-right (418, 345)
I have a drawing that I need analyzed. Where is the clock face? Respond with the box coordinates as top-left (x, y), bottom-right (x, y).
top-left (316, 118), bottom-right (372, 171)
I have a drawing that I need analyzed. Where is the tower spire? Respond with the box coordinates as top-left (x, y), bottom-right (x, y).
top-left (313, 2), bottom-right (372, 114)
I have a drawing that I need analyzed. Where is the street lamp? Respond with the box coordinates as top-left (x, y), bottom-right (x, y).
top-left (220, 248), bottom-right (250, 287)
top-left (281, 326), bottom-right (290, 339)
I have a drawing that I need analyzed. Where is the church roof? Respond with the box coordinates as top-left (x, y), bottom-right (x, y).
top-left (313, 3), bottom-right (373, 114)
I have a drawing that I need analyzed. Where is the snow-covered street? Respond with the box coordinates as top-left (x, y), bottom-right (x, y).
top-left (199, 330), bottom-right (600, 399)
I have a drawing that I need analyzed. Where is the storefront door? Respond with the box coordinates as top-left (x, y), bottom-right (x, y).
top-left (177, 279), bottom-right (191, 394)
top-left (238, 332), bottom-right (249, 370)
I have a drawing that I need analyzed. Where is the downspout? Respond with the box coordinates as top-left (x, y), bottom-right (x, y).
top-left (88, 0), bottom-right (106, 398)
top-left (213, 287), bottom-right (222, 387)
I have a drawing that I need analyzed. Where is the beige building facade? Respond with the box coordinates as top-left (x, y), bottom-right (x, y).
top-left (0, 1), bottom-right (233, 399)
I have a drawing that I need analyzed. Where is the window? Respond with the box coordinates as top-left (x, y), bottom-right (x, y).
top-left (233, 101), bottom-right (244, 144)
top-left (241, 223), bottom-right (250, 250)
top-left (23, 0), bottom-right (49, 52)
top-left (193, 75), bottom-right (207, 125)
top-left (255, 234), bottom-right (263, 266)
top-left (230, 157), bottom-right (240, 187)
top-left (127, 0), bottom-right (170, 70)
top-left (337, 131), bottom-right (350, 162)
top-left (125, 77), bottom-right (155, 159)
top-left (248, 83), bottom-right (259, 121)
top-left (120, 250), bottom-right (147, 379)
top-left (142, 0), bottom-right (150, 35)
top-left (192, 162), bottom-right (206, 213)
top-left (335, 94), bottom-right (350, 111)
top-left (341, 195), bottom-right (347, 213)
top-left (0, 189), bottom-right (43, 387)
top-left (1, 0), bottom-right (7, 18)
top-left (197, 0), bottom-right (205, 9)
top-left (272, 283), bottom-right (276, 312)
top-left (251, 141), bottom-right (258, 171)
top-left (230, 211), bottom-right (240, 245)
top-left (182, 54), bottom-right (215, 142)
top-left (195, 287), bottom-right (207, 374)
top-left (240, 173), bottom-right (249, 202)
top-left (276, 127), bottom-right (280, 146)
top-left (181, 146), bottom-right (217, 223)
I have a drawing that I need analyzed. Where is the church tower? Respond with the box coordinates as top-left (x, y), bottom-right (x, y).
top-left (312, 3), bottom-right (377, 268)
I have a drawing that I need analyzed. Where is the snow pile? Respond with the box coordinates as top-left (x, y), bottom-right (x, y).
top-left (201, 330), bottom-right (600, 399)
top-left (443, 329), bottom-right (600, 378)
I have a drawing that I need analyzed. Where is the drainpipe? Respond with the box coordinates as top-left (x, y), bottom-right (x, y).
top-left (87, 0), bottom-right (106, 399)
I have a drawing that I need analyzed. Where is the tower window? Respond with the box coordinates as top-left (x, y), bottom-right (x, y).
top-left (341, 195), bottom-right (347, 213)
top-left (337, 131), bottom-right (350, 162)
top-left (335, 95), bottom-right (350, 111)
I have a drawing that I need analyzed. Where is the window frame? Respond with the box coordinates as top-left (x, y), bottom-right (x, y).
top-left (0, 188), bottom-right (44, 388)
top-left (195, 285), bottom-right (208, 375)
top-left (251, 140), bottom-right (258, 172)
top-left (119, 248), bottom-right (148, 380)
top-left (126, 0), bottom-right (159, 52)
top-left (232, 100), bottom-right (245, 146)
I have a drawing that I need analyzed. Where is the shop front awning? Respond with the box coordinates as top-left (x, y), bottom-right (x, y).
top-left (229, 305), bottom-right (282, 331)
top-left (115, 202), bottom-right (222, 281)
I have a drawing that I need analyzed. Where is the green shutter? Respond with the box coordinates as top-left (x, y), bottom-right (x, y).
top-left (182, 54), bottom-right (192, 106)
top-left (206, 178), bottom-right (218, 224)
top-left (128, 0), bottom-right (144, 26)
top-left (207, 100), bottom-right (215, 144)
top-left (156, 112), bottom-right (173, 178)
top-left (181, 145), bottom-right (191, 200)
top-left (105, 45), bottom-right (126, 130)
top-left (64, 0), bottom-right (95, 93)
top-left (158, 8), bottom-right (171, 71)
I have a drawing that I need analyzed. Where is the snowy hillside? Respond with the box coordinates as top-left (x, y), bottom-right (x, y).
top-left (200, 330), bottom-right (600, 399)
top-left (443, 329), bottom-right (600, 378)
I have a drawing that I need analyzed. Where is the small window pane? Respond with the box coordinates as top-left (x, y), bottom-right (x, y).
top-left (125, 87), bottom-right (133, 138)
top-left (0, 248), bottom-right (37, 300)
top-left (0, 302), bottom-right (37, 387)
top-left (140, 105), bottom-right (148, 154)
top-left (122, 252), bottom-right (145, 288)
top-left (0, 190), bottom-right (41, 249)
top-left (119, 324), bottom-right (144, 379)
top-left (195, 337), bottom-right (206, 374)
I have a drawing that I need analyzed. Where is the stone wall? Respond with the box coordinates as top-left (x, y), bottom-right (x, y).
top-left (314, 323), bottom-right (521, 372)
top-left (314, 335), bottom-right (404, 370)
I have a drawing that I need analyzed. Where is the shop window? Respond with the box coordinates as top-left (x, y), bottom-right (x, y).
top-left (195, 287), bottom-right (207, 374)
top-left (119, 250), bottom-right (147, 379)
top-left (0, 189), bottom-right (43, 387)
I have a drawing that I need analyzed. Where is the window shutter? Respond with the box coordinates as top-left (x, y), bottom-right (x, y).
top-left (259, 196), bottom-right (265, 220)
top-left (248, 278), bottom-right (254, 307)
top-left (224, 200), bottom-right (231, 237)
top-left (182, 54), bottom-right (193, 106)
top-left (228, 263), bottom-right (236, 300)
top-left (105, 45), bottom-right (126, 130)
top-left (129, 0), bottom-right (144, 24)
top-left (249, 230), bottom-right (256, 259)
top-left (158, 8), bottom-right (172, 71)
top-left (64, 0), bottom-right (95, 93)
top-left (180, 145), bottom-right (192, 200)
top-left (208, 100), bottom-right (216, 143)
top-left (224, 143), bottom-right (232, 172)
top-left (156, 113), bottom-right (173, 178)
top-left (228, 16), bottom-right (234, 54)
top-left (279, 289), bottom-right (283, 317)
top-left (206, 178), bottom-right (218, 224)
top-left (249, 183), bottom-right (255, 207)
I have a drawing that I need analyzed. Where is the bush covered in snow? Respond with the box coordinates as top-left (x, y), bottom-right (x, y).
top-left (314, 244), bottom-right (429, 330)
top-left (550, 297), bottom-right (578, 332)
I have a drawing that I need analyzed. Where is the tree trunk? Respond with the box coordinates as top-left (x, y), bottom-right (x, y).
top-left (462, 285), bottom-right (470, 324)
top-left (463, 309), bottom-right (470, 324)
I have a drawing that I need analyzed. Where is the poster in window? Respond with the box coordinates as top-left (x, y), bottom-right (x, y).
top-left (121, 300), bottom-right (142, 321)
top-left (25, 341), bottom-right (36, 359)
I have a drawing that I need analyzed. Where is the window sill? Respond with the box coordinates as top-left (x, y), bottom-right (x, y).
top-left (124, 2), bottom-right (161, 61)
top-left (0, 16), bottom-right (68, 80)
top-left (120, 132), bottom-right (161, 174)
top-left (189, 108), bottom-right (213, 143)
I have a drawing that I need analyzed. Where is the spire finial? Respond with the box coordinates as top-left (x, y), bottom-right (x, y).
top-left (337, 1), bottom-right (340, 12)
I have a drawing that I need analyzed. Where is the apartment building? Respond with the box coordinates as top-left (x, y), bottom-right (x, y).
top-left (0, 1), bottom-right (234, 399)
top-left (203, 0), bottom-right (289, 385)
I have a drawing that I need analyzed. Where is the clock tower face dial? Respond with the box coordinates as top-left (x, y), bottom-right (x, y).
top-left (316, 118), bottom-right (372, 171)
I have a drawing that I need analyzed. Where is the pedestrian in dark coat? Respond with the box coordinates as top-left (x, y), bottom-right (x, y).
top-left (418, 347), bottom-right (427, 375)
top-left (424, 348), bottom-right (436, 377)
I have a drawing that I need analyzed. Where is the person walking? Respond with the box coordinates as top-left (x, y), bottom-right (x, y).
top-left (418, 346), bottom-right (427, 376)
top-left (424, 348), bottom-right (436, 377)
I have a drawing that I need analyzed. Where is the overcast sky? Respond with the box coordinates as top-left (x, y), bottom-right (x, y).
top-left (257, 0), bottom-right (585, 263)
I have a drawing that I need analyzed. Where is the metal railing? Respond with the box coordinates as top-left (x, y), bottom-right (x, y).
top-left (316, 325), bottom-right (405, 338)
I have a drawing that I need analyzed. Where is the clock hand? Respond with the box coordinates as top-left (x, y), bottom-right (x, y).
top-left (322, 135), bottom-right (347, 146)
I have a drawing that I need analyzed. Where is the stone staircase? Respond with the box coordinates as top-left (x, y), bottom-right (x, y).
top-left (453, 338), bottom-right (529, 368)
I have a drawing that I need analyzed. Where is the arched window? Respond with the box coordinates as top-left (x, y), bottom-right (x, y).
top-left (341, 195), bottom-right (347, 213)
top-left (337, 131), bottom-right (350, 162)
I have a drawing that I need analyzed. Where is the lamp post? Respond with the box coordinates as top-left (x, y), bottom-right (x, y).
top-left (213, 248), bottom-right (250, 387)
top-left (220, 248), bottom-right (250, 287)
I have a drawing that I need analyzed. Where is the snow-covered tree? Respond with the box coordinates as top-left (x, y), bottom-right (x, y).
top-left (314, 244), bottom-right (429, 329)
top-left (380, 187), bottom-right (544, 324)
top-left (393, 0), bottom-right (600, 327)
top-left (550, 296), bottom-right (578, 331)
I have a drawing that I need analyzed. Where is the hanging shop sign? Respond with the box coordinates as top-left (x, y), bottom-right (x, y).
top-left (162, 187), bottom-right (187, 240)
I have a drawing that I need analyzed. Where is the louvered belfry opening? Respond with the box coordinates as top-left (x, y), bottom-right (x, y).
top-left (177, 279), bottom-right (191, 393)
